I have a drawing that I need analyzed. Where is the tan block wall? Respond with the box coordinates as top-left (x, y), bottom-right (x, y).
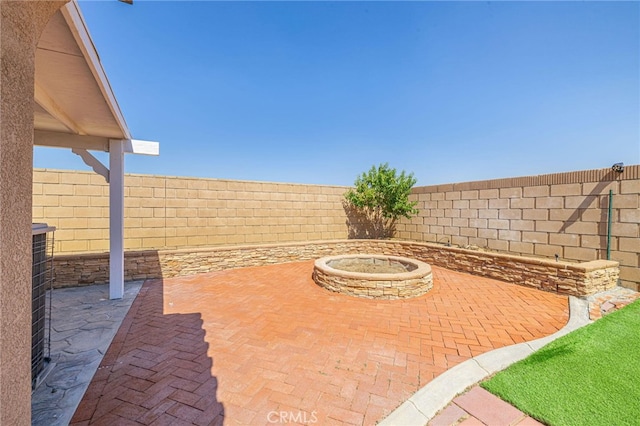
top-left (33, 165), bottom-right (639, 290)
top-left (33, 169), bottom-right (350, 253)
top-left (397, 165), bottom-right (640, 290)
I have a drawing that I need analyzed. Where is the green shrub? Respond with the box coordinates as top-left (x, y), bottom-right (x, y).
top-left (344, 163), bottom-right (419, 238)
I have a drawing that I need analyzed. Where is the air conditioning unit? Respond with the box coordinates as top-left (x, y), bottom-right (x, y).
top-left (32, 223), bottom-right (55, 390)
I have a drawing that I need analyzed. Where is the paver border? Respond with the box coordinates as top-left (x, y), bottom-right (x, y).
top-left (378, 296), bottom-right (591, 425)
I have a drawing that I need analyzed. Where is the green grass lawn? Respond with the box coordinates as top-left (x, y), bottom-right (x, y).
top-left (481, 299), bottom-right (640, 426)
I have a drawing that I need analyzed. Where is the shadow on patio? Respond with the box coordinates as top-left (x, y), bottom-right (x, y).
top-left (70, 278), bottom-right (224, 425)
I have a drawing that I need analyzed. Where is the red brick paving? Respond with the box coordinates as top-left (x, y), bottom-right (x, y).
top-left (71, 261), bottom-right (568, 425)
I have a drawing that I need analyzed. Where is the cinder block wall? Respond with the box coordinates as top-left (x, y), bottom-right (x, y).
top-left (33, 166), bottom-right (639, 290)
top-left (396, 165), bottom-right (639, 290)
top-left (32, 170), bottom-right (350, 253)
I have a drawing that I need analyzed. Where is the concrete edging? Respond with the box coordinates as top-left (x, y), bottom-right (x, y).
top-left (378, 296), bottom-right (591, 425)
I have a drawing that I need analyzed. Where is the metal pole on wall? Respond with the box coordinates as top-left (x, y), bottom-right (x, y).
top-left (606, 189), bottom-right (613, 260)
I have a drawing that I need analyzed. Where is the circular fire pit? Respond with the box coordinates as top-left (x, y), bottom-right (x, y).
top-left (312, 254), bottom-right (433, 299)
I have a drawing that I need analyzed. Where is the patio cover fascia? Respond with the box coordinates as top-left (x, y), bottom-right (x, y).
top-left (33, 1), bottom-right (159, 299)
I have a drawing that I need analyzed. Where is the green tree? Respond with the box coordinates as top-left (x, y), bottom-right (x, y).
top-left (344, 163), bottom-right (419, 238)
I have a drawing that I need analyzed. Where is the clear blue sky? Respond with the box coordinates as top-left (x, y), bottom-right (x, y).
top-left (34, 0), bottom-right (640, 186)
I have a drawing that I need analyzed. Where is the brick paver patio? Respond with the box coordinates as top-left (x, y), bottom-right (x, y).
top-left (71, 261), bottom-right (568, 425)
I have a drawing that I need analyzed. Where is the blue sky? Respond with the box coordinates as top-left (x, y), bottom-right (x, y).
top-left (34, 1), bottom-right (639, 186)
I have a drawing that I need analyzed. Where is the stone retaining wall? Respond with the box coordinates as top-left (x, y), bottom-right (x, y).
top-left (52, 239), bottom-right (619, 297)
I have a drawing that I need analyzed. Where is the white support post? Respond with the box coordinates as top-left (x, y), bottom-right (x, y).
top-left (109, 139), bottom-right (125, 299)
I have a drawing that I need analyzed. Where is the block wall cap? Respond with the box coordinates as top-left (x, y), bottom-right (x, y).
top-left (578, 259), bottom-right (620, 271)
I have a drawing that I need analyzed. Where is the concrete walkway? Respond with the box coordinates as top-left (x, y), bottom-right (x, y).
top-left (31, 281), bottom-right (142, 426)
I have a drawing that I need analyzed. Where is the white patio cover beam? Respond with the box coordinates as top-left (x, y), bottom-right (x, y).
top-left (34, 130), bottom-right (160, 156)
top-left (34, 130), bottom-right (110, 152)
top-left (119, 139), bottom-right (160, 156)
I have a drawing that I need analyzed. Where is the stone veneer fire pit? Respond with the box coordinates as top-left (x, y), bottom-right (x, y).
top-left (313, 254), bottom-right (433, 299)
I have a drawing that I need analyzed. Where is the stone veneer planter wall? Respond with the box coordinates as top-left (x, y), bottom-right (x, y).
top-left (52, 239), bottom-right (619, 297)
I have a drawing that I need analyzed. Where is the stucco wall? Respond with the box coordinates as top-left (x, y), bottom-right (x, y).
top-left (1, 2), bottom-right (68, 424)
top-left (33, 166), bottom-right (639, 290)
